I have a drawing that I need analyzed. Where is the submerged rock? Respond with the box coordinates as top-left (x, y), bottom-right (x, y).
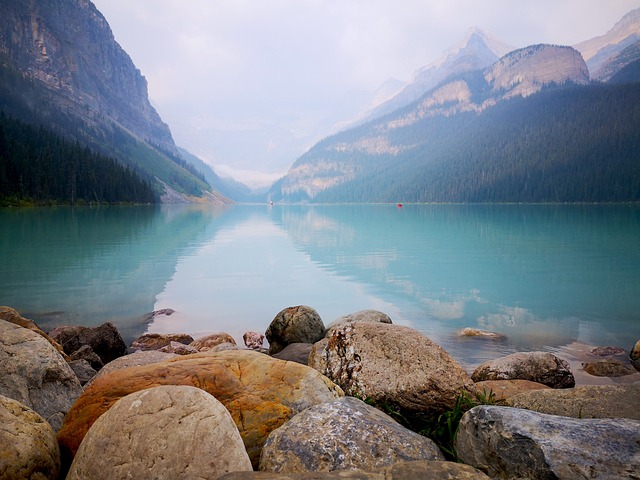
top-left (471, 351), bottom-right (575, 388)
top-left (458, 327), bottom-right (506, 340)
top-left (582, 358), bottom-right (636, 377)
top-left (266, 305), bottom-right (326, 354)
top-left (456, 405), bottom-right (640, 479)
top-left (66, 386), bottom-right (252, 480)
top-left (590, 345), bottom-right (626, 356)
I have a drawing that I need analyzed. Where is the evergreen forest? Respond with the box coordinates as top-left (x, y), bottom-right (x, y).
top-left (0, 114), bottom-right (157, 205)
top-left (274, 81), bottom-right (640, 203)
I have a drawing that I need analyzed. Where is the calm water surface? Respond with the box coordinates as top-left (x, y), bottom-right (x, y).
top-left (1, 204), bottom-right (639, 382)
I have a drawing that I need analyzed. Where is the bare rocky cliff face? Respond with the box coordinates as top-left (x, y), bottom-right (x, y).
top-left (574, 7), bottom-right (640, 75)
top-left (277, 45), bottom-right (589, 200)
top-left (0, 0), bottom-right (176, 155)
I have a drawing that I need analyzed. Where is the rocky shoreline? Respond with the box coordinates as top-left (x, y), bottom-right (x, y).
top-left (1, 305), bottom-right (639, 479)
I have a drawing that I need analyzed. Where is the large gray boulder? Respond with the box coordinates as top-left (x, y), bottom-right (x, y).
top-left (471, 351), bottom-right (575, 388)
top-left (266, 305), bottom-right (325, 354)
top-left (0, 319), bottom-right (82, 431)
top-left (506, 384), bottom-right (640, 420)
top-left (222, 461), bottom-right (490, 479)
top-left (66, 385), bottom-right (252, 479)
top-left (0, 394), bottom-right (60, 480)
top-left (309, 322), bottom-right (476, 425)
top-left (259, 396), bottom-right (444, 473)
top-left (48, 322), bottom-right (127, 365)
top-left (456, 405), bottom-right (640, 479)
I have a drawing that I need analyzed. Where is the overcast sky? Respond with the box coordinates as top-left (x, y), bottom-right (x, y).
top-left (91, 0), bottom-right (640, 188)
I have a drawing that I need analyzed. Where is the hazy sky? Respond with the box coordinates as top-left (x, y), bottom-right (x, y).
top-left (91, 0), bottom-right (639, 188)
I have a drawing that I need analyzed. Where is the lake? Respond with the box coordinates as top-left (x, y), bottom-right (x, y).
top-left (1, 203), bottom-right (639, 384)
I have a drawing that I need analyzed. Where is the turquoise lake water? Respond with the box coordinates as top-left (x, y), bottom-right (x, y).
top-left (1, 203), bottom-right (639, 382)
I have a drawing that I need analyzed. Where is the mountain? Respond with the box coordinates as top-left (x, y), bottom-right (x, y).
top-left (359, 28), bottom-right (514, 124)
top-left (590, 40), bottom-right (640, 83)
top-left (270, 45), bottom-right (640, 203)
top-left (0, 0), bottom-right (229, 203)
top-left (574, 7), bottom-right (640, 76)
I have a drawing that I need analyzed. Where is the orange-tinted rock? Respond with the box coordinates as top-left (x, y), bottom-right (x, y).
top-left (57, 349), bottom-right (343, 468)
top-left (189, 332), bottom-right (237, 351)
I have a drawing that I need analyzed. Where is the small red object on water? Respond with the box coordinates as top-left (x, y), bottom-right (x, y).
top-left (397, 203), bottom-right (403, 208)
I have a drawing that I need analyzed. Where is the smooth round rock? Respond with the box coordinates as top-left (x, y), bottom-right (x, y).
top-left (0, 394), bottom-right (60, 480)
top-left (66, 386), bottom-right (252, 479)
top-left (266, 305), bottom-right (325, 354)
top-left (471, 351), bottom-right (575, 388)
top-left (260, 396), bottom-right (444, 473)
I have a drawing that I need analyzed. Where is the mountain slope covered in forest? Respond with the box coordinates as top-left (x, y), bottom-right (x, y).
top-left (269, 43), bottom-right (639, 204)
top-left (0, 0), bottom-right (228, 203)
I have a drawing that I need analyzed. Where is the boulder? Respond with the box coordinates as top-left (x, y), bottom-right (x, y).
top-left (471, 351), bottom-right (575, 388)
top-left (629, 339), bottom-right (640, 372)
top-left (0, 305), bottom-right (69, 360)
top-left (260, 396), bottom-right (444, 473)
top-left (0, 319), bottom-right (82, 431)
top-left (243, 331), bottom-right (265, 349)
top-left (582, 358), bottom-right (636, 377)
top-left (506, 384), bottom-right (640, 420)
top-left (189, 332), bottom-right (237, 351)
top-left (66, 386), bottom-right (252, 479)
top-left (58, 349), bottom-right (343, 469)
top-left (48, 322), bottom-right (127, 365)
top-left (69, 359), bottom-right (98, 386)
top-left (90, 350), bottom-right (177, 383)
top-left (458, 327), bottom-right (505, 340)
top-left (456, 405), bottom-right (640, 479)
top-left (266, 305), bottom-right (325, 354)
top-left (69, 344), bottom-right (103, 370)
top-left (0, 394), bottom-right (60, 480)
top-left (309, 322), bottom-right (476, 426)
top-left (158, 340), bottom-right (199, 355)
top-left (221, 461), bottom-right (490, 479)
top-left (325, 309), bottom-right (392, 336)
top-left (590, 345), bottom-right (626, 356)
top-left (272, 342), bottom-right (313, 365)
top-left (130, 332), bottom-right (194, 351)
top-left (474, 379), bottom-right (550, 402)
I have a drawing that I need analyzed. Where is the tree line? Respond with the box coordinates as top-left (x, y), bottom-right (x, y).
top-left (285, 81), bottom-right (640, 203)
top-left (0, 113), bottom-right (157, 205)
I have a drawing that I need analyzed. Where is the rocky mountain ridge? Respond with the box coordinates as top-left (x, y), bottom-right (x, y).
top-left (0, 0), bottom-right (230, 203)
top-left (0, 0), bottom-right (175, 154)
top-left (574, 7), bottom-right (640, 74)
top-left (360, 28), bottom-right (514, 124)
top-left (276, 44), bottom-right (589, 200)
